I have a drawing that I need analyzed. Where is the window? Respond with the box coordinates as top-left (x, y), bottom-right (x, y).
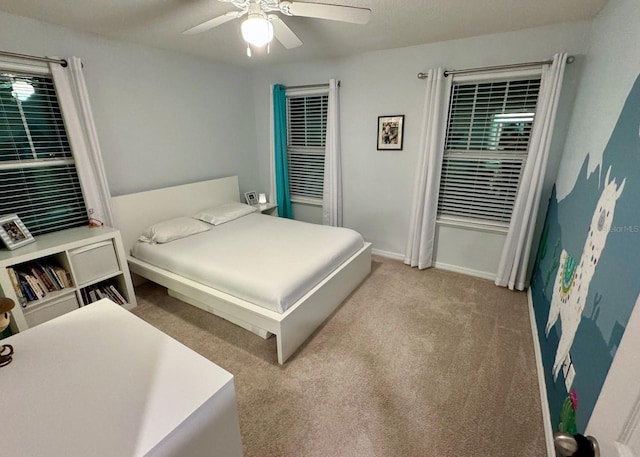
top-left (0, 70), bottom-right (87, 236)
top-left (438, 76), bottom-right (541, 227)
top-left (286, 90), bottom-right (328, 203)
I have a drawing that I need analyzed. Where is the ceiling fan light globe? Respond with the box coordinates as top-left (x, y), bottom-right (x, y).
top-left (241, 16), bottom-right (274, 47)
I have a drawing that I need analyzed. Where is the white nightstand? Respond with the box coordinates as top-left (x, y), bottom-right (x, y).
top-left (253, 202), bottom-right (278, 216)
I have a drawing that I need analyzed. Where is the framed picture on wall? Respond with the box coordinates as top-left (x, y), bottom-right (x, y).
top-left (377, 115), bottom-right (405, 150)
top-left (0, 214), bottom-right (35, 250)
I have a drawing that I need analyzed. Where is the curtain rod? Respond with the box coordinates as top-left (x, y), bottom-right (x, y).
top-left (0, 50), bottom-right (67, 67)
top-left (417, 56), bottom-right (575, 79)
top-left (287, 81), bottom-right (340, 90)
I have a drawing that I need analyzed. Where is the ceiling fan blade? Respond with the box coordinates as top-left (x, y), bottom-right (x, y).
top-left (269, 15), bottom-right (303, 49)
top-left (182, 10), bottom-right (244, 35)
top-left (282, 1), bottom-right (371, 24)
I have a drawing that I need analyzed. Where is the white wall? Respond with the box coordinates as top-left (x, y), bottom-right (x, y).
top-left (0, 11), bottom-right (259, 197)
top-left (251, 22), bottom-right (591, 277)
top-left (433, 224), bottom-right (507, 280)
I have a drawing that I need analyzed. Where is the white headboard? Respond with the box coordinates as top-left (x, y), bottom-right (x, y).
top-left (111, 176), bottom-right (240, 253)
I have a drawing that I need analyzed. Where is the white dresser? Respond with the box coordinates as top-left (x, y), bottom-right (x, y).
top-left (1, 299), bottom-right (243, 457)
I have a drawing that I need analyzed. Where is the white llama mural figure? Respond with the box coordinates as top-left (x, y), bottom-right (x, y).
top-left (545, 166), bottom-right (625, 379)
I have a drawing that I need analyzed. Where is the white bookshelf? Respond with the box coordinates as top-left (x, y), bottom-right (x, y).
top-left (0, 226), bottom-right (137, 332)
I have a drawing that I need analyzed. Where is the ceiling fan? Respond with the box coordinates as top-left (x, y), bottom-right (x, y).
top-left (183, 0), bottom-right (371, 56)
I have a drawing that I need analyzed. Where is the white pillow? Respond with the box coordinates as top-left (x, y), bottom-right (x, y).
top-left (193, 201), bottom-right (257, 226)
top-left (138, 217), bottom-right (210, 244)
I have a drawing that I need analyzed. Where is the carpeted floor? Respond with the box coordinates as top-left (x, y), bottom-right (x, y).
top-left (131, 256), bottom-right (546, 457)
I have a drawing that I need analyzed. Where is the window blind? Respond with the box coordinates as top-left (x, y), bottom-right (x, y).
top-left (286, 93), bottom-right (328, 201)
top-left (438, 77), bottom-right (541, 224)
top-left (0, 71), bottom-right (87, 235)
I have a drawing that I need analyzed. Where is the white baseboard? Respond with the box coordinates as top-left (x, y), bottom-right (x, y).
top-left (371, 248), bottom-right (405, 261)
top-left (372, 250), bottom-right (496, 282)
top-left (433, 261), bottom-right (495, 281)
top-left (527, 288), bottom-right (555, 457)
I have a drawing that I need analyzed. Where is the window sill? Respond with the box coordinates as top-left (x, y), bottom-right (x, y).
top-left (436, 216), bottom-right (509, 235)
top-left (290, 196), bottom-right (323, 207)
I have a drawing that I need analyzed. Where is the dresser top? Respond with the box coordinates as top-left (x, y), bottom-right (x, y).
top-left (1, 299), bottom-right (234, 456)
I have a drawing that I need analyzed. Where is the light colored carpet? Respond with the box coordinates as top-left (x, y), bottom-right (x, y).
top-left (132, 256), bottom-right (546, 457)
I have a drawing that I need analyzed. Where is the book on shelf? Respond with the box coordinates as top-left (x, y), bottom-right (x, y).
top-left (31, 266), bottom-right (55, 293)
top-left (8, 260), bottom-right (73, 305)
top-left (82, 281), bottom-right (126, 306)
top-left (80, 287), bottom-right (90, 305)
top-left (102, 287), bottom-right (118, 303)
top-left (24, 273), bottom-right (46, 299)
top-left (18, 277), bottom-right (37, 303)
top-left (109, 285), bottom-right (127, 305)
top-left (52, 266), bottom-right (72, 288)
top-left (7, 268), bottom-right (27, 307)
top-left (43, 265), bottom-right (63, 290)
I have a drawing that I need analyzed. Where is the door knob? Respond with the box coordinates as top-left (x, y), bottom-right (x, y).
top-left (553, 432), bottom-right (600, 457)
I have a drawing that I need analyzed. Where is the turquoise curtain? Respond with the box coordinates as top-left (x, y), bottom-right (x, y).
top-left (273, 84), bottom-right (292, 218)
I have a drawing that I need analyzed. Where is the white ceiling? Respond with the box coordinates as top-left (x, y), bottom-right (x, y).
top-left (0, 0), bottom-right (608, 67)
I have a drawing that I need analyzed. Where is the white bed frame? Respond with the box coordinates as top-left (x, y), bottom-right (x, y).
top-left (112, 176), bottom-right (372, 364)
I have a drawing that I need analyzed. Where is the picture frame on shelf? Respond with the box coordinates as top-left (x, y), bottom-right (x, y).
top-left (244, 191), bottom-right (258, 205)
top-left (377, 115), bottom-right (405, 150)
top-left (0, 214), bottom-right (35, 250)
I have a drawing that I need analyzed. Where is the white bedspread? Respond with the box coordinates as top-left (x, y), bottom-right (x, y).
top-left (131, 213), bottom-right (365, 313)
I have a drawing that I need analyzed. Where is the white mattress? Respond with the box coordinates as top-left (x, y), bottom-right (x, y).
top-left (131, 213), bottom-right (365, 313)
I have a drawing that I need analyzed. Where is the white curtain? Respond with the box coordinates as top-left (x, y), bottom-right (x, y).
top-left (49, 57), bottom-right (114, 227)
top-left (495, 52), bottom-right (568, 290)
top-left (323, 78), bottom-right (342, 226)
top-left (404, 69), bottom-right (452, 268)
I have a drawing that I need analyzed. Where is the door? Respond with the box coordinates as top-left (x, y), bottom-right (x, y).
top-left (586, 294), bottom-right (640, 456)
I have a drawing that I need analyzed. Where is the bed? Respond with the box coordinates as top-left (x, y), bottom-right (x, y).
top-left (112, 176), bottom-right (372, 364)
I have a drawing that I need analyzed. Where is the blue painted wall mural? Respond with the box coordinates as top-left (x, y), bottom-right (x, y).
top-left (531, 73), bottom-right (640, 431)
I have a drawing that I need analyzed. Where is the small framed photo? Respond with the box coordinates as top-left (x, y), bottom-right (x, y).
top-left (0, 214), bottom-right (35, 250)
top-left (377, 115), bottom-right (405, 150)
top-left (244, 191), bottom-right (258, 205)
